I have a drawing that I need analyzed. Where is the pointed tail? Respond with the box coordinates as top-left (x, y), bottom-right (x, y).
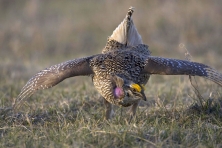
top-left (110, 7), bottom-right (143, 46)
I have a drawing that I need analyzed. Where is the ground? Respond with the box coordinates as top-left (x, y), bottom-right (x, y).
top-left (0, 1), bottom-right (222, 147)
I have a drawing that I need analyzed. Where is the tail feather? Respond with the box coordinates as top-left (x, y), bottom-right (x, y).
top-left (110, 7), bottom-right (143, 46)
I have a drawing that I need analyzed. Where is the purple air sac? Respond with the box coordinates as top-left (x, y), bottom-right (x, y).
top-left (114, 87), bottom-right (124, 98)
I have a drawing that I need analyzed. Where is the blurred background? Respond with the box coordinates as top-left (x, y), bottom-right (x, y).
top-left (0, 0), bottom-right (222, 98)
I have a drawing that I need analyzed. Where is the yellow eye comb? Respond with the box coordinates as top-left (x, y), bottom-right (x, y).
top-left (130, 83), bottom-right (142, 92)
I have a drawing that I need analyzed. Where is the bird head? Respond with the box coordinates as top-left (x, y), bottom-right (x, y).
top-left (111, 75), bottom-right (146, 106)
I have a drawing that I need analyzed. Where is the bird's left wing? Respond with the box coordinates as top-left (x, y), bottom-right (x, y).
top-left (15, 56), bottom-right (95, 109)
top-left (142, 56), bottom-right (222, 86)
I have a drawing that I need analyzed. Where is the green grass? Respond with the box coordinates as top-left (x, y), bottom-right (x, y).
top-left (1, 1), bottom-right (222, 147)
top-left (1, 77), bottom-right (222, 147)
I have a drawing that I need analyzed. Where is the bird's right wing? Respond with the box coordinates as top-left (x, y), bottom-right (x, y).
top-left (15, 56), bottom-right (95, 109)
top-left (142, 56), bottom-right (222, 86)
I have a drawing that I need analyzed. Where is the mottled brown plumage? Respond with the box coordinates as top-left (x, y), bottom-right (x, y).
top-left (15, 7), bottom-right (222, 120)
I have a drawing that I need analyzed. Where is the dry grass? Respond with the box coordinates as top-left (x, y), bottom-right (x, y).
top-left (1, 0), bottom-right (222, 147)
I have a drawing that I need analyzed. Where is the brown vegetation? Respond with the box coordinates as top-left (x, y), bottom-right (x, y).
top-left (0, 1), bottom-right (222, 147)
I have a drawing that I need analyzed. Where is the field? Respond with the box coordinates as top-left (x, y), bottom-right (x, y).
top-left (0, 0), bottom-right (222, 147)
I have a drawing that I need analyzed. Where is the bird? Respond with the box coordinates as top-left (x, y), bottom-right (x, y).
top-left (14, 7), bottom-right (222, 120)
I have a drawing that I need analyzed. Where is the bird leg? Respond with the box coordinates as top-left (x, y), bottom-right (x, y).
top-left (103, 98), bottom-right (114, 120)
top-left (128, 100), bottom-right (140, 123)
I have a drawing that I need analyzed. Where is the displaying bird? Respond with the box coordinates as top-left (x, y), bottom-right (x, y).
top-left (15, 7), bottom-right (222, 120)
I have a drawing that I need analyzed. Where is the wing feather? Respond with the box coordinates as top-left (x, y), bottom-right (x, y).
top-left (14, 56), bottom-right (94, 109)
top-left (142, 56), bottom-right (222, 86)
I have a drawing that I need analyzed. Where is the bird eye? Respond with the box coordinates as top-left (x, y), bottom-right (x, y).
top-left (132, 88), bottom-right (137, 92)
top-left (126, 92), bottom-right (130, 97)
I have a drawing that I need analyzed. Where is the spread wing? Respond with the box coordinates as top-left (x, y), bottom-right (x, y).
top-left (14, 56), bottom-right (95, 109)
top-left (142, 56), bottom-right (222, 86)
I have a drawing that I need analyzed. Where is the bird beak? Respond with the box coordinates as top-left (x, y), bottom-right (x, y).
top-left (135, 91), bottom-right (147, 101)
top-left (141, 91), bottom-right (147, 101)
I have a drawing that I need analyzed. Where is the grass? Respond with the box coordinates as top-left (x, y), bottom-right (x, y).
top-left (1, 0), bottom-right (222, 147)
top-left (1, 76), bottom-right (222, 147)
